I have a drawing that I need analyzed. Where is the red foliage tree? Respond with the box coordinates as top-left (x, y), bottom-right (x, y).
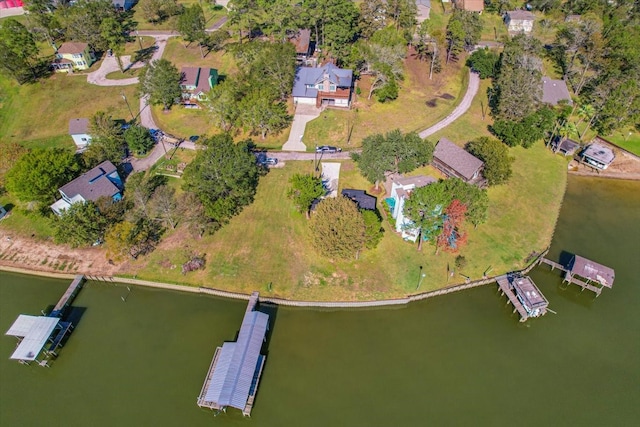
top-left (436, 199), bottom-right (468, 253)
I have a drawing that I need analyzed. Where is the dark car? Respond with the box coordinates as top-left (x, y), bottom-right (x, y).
top-left (316, 145), bottom-right (342, 153)
top-left (189, 135), bottom-right (200, 142)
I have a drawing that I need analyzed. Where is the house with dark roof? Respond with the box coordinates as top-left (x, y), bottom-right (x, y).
top-left (552, 138), bottom-right (580, 156)
top-left (341, 189), bottom-right (377, 211)
top-left (579, 143), bottom-right (615, 170)
top-left (180, 67), bottom-right (218, 103)
top-left (69, 118), bottom-right (92, 150)
top-left (293, 63), bottom-right (353, 108)
top-left (433, 138), bottom-right (485, 185)
top-left (504, 10), bottom-right (535, 33)
top-left (50, 161), bottom-right (123, 215)
top-left (568, 255), bottom-right (615, 288)
top-left (289, 29), bottom-right (315, 65)
top-left (386, 174), bottom-right (436, 242)
top-left (541, 77), bottom-right (572, 105)
top-left (454, 0), bottom-right (483, 13)
top-left (52, 42), bottom-right (95, 72)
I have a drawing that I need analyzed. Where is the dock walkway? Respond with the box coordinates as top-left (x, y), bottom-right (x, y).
top-left (50, 275), bottom-right (84, 318)
top-left (496, 276), bottom-right (529, 322)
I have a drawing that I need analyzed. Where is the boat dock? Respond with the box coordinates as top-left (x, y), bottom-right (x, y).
top-left (496, 275), bottom-right (549, 322)
top-left (197, 292), bottom-right (269, 417)
top-left (5, 275), bottom-right (84, 366)
top-left (540, 255), bottom-right (614, 296)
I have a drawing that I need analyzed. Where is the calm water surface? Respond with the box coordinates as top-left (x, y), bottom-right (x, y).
top-left (1, 176), bottom-right (639, 426)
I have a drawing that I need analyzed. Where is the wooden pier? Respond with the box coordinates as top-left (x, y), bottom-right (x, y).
top-left (496, 276), bottom-right (529, 322)
top-left (50, 275), bottom-right (84, 318)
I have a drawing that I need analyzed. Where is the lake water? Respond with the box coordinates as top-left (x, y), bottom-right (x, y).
top-left (1, 176), bottom-right (639, 426)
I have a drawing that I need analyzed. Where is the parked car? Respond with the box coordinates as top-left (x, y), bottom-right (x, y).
top-left (265, 157), bottom-right (278, 166)
top-left (316, 145), bottom-right (342, 153)
top-left (189, 135), bottom-right (199, 142)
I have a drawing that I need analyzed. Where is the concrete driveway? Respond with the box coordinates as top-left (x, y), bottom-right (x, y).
top-left (321, 162), bottom-right (341, 198)
top-left (282, 104), bottom-right (321, 151)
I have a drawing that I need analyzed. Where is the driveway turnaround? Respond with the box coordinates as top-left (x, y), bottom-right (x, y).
top-left (418, 70), bottom-right (480, 139)
top-left (282, 104), bottom-right (322, 151)
top-left (321, 162), bottom-right (341, 198)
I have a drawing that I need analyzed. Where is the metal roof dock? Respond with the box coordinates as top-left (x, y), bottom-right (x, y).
top-left (197, 292), bottom-right (269, 416)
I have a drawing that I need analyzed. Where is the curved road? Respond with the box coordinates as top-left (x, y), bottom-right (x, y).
top-left (418, 70), bottom-right (480, 139)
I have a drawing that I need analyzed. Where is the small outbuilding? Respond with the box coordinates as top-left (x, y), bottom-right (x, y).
top-left (541, 77), bottom-right (572, 106)
top-left (580, 143), bottom-right (615, 170)
top-left (433, 138), bottom-right (485, 186)
top-left (504, 10), bottom-right (535, 33)
top-left (568, 255), bottom-right (615, 288)
top-left (415, 0), bottom-right (431, 22)
top-left (341, 189), bottom-right (377, 211)
top-left (454, 0), bottom-right (483, 13)
top-left (552, 138), bottom-right (580, 156)
top-left (69, 118), bottom-right (92, 150)
top-left (511, 276), bottom-right (548, 318)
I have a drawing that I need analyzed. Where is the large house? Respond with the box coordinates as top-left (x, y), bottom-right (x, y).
top-left (433, 138), bottom-right (485, 186)
top-left (454, 0), bottom-right (483, 13)
top-left (541, 77), bottom-right (572, 105)
top-left (386, 175), bottom-right (436, 242)
top-left (579, 143), bottom-right (614, 170)
top-left (293, 63), bottom-right (353, 108)
top-left (68, 118), bottom-right (92, 150)
top-left (180, 67), bottom-right (218, 103)
top-left (52, 42), bottom-right (95, 72)
top-left (50, 161), bottom-right (123, 215)
top-left (415, 0), bottom-right (431, 22)
top-left (504, 10), bottom-right (536, 34)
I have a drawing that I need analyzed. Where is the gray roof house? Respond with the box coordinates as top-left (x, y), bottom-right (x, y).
top-left (341, 189), bottom-right (377, 211)
top-left (541, 77), bottom-right (572, 105)
top-left (180, 67), bottom-right (218, 102)
top-left (552, 138), bottom-right (580, 156)
top-left (50, 161), bottom-right (123, 215)
top-left (69, 118), bottom-right (92, 150)
top-left (504, 10), bottom-right (535, 33)
top-left (579, 143), bottom-right (615, 170)
top-left (293, 63), bottom-right (353, 108)
top-left (433, 138), bottom-right (485, 185)
top-left (387, 174), bottom-right (436, 242)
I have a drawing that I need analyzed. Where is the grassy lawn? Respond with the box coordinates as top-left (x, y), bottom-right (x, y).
top-left (132, 1), bottom-right (226, 31)
top-left (122, 36), bottom-right (156, 56)
top-left (0, 194), bottom-right (55, 240)
top-left (304, 58), bottom-right (468, 151)
top-left (161, 37), bottom-right (237, 74)
top-left (0, 75), bottom-right (138, 150)
top-left (605, 128), bottom-right (640, 156)
top-left (106, 68), bottom-right (141, 79)
top-left (479, 12), bottom-right (509, 41)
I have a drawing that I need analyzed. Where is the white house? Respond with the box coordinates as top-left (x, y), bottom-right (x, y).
top-left (504, 10), bottom-right (535, 34)
top-left (68, 118), bottom-right (91, 150)
top-left (386, 175), bottom-right (435, 242)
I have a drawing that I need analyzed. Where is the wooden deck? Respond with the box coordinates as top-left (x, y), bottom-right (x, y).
top-left (243, 354), bottom-right (266, 417)
top-left (50, 275), bottom-right (84, 317)
top-left (197, 346), bottom-right (223, 410)
top-left (496, 276), bottom-right (529, 322)
top-left (539, 258), bottom-right (603, 296)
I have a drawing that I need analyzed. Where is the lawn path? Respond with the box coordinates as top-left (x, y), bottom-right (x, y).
top-left (418, 70), bottom-right (480, 139)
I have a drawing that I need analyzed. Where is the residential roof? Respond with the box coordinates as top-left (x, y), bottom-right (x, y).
top-left (554, 138), bottom-right (580, 155)
top-left (203, 306), bottom-right (269, 410)
top-left (69, 118), bottom-right (89, 135)
top-left (512, 277), bottom-right (548, 310)
top-left (570, 255), bottom-right (615, 288)
top-left (542, 77), bottom-right (572, 105)
top-left (582, 143), bottom-right (615, 165)
top-left (59, 161), bottom-right (121, 203)
top-left (290, 29), bottom-right (311, 54)
top-left (506, 10), bottom-right (536, 21)
top-left (395, 175), bottom-right (436, 188)
top-left (57, 42), bottom-right (89, 55)
top-left (341, 189), bottom-right (377, 210)
top-left (434, 138), bottom-right (484, 181)
top-left (292, 63), bottom-right (353, 98)
top-left (6, 315), bottom-right (60, 361)
top-left (456, 0), bottom-right (483, 12)
top-left (181, 67), bottom-right (218, 95)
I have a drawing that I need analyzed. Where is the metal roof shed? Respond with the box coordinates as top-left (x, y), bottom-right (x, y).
top-left (569, 255), bottom-right (615, 288)
top-left (6, 315), bottom-right (60, 361)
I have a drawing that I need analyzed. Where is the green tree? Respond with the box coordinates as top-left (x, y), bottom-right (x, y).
top-left (53, 201), bottom-right (108, 247)
top-left (105, 218), bottom-right (162, 260)
top-left (0, 18), bottom-right (40, 83)
top-left (288, 173), bottom-right (325, 218)
top-left (124, 172), bottom-right (167, 220)
top-left (6, 148), bottom-right (80, 202)
top-left (449, 9), bottom-right (482, 49)
top-left (182, 134), bottom-right (260, 226)
top-left (177, 4), bottom-right (206, 48)
top-left (491, 107), bottom-right (557, 148)
top-left (445, 19), bottom-right (465, 64)
top-left (138, 0), bottom-right (182, 24)
top-left (466, 48), bottom-right (499, 79)
top-left (466, 137), bottom-right (514, 186)
top-left (124, 125), bottom-right (155, 155)
top-left (204, 77), bottom-right (243, 132)
top-left (138, 59), bottom-right (182, 110)
top-left (85, 111), bottom-right (125, 166)
top-left (359, 0), bottom-right (387, 39)
top-left (362, 209), bottom-right (384, 249)
top-left (100, 17), bottom-right (127, 72)
top-left (149, 185), bottom-right (179, 229)
top-left (309, 197), bottom-right (366, 259)
top-left (58, 0), bottom-right (117, 51)
top-left (358, 26), bottom-right (407, 101)
top-left (322, 0), bottom-right (360, 63)
top-left (386, 0), bottom-right (417, 32)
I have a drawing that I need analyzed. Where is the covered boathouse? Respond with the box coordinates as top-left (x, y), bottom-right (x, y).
top-left (197, 292), bottom-right (269, 416)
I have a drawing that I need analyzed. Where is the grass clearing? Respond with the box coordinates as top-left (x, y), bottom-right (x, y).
top-left (132, 1), bottom-right (226, 31)
top-left (605, 129), bottom-right (640, 156)
top-left (0, 74), bottom-right (138, 149)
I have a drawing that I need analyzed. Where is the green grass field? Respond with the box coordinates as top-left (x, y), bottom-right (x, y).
top-left (132, 0), bottom-right (226, 31)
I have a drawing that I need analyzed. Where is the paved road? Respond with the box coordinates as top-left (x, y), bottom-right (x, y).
top-left (206, 16), bottom-right (228, 32)
top-left (418, 70), bottom-right (480, 139)
top-left (266, 151), bottom-right (352, 161)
